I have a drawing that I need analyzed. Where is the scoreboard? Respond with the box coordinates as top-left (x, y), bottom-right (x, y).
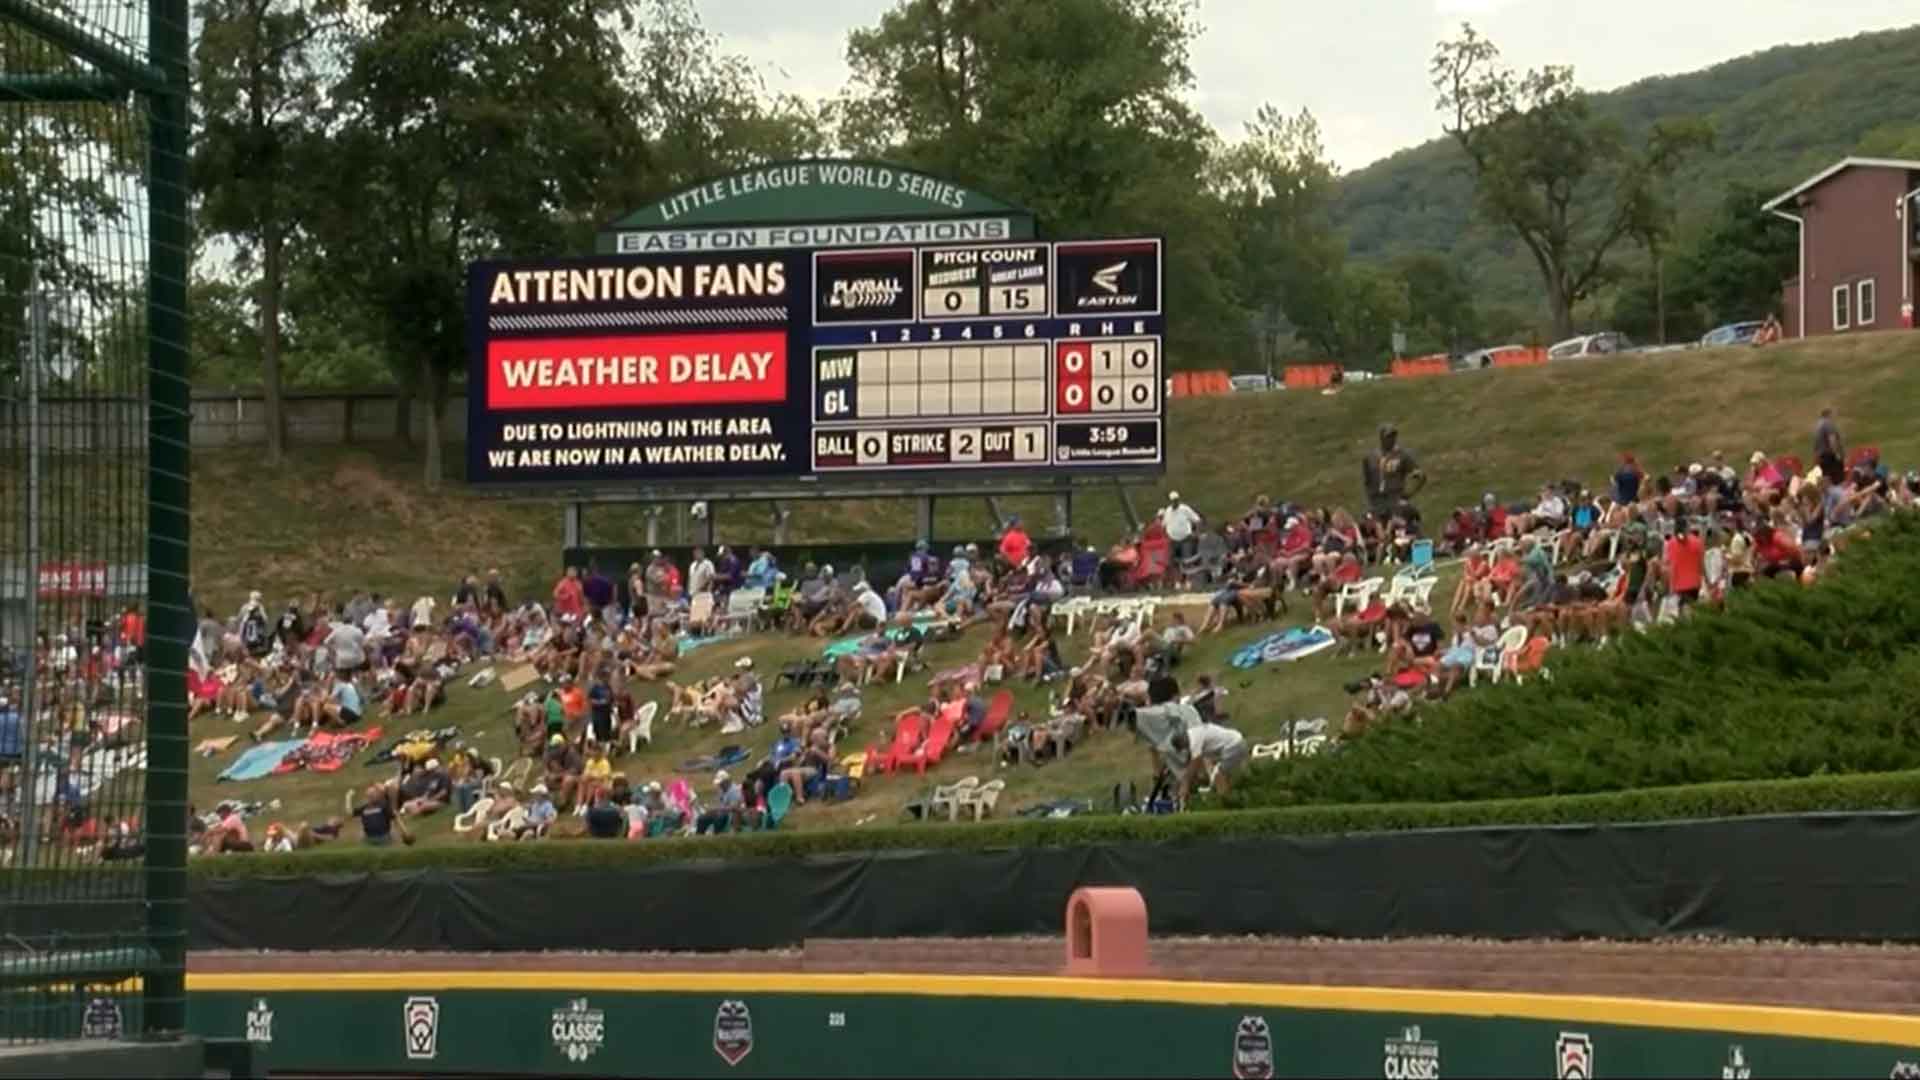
top-left (465, 238), bottom-right (1165, 488)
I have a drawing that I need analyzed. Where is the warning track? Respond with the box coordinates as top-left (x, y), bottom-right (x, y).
top-left (190, 937), bottom-right (1920, 1015)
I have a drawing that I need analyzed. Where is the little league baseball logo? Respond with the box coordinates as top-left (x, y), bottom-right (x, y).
top-left (714, 999), bottom-right (754, 1067)
top-left (1231, 1014), bottom-right (1275, 1079)
top-left (1556, 1031), bottom-right (1594, 1079)
top-left (403, 995), bottom-right (441, 1061)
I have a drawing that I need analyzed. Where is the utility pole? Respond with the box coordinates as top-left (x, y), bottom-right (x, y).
top-left (18, 270), bottom-right (46, 867)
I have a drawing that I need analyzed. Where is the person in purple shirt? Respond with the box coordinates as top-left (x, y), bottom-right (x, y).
top-left (907, 539), bottom-right (941, 586)
top-left (582, 563), bottom-right (614, 619)
top-left (714, 546), bottom-right (743, 594)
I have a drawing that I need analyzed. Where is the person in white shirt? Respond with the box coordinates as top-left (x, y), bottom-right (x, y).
top-left (687, 547), bottom-right (716, 597)
top-left (1166, 721), bottom-right (1249, 799)
top-left (1159, 490), bottom-right (1204, 560)
top-left (410, 595), bottom-right (437, 630)
top-left (851, 581), bottom-right (887, 629)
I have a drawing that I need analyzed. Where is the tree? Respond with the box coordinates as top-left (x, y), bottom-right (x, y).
top-left (1431, 24), bottom-right (1709, 340)
top-left (1393, 251), bottom-right (1479, 354)
top-left (310, 0), bottom-right (648, 486)
top-left (194, 0), bottom-right (339, 462)
top-left (1679, 182), bottom-right (1800, 324)
top-left (835, 0), bottom-right (1245, 364)
top-left (1213, 107), bottom-right (1348, 358)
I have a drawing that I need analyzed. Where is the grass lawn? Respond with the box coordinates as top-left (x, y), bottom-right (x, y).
top-left (190, 583), bottom-right (1429, 843)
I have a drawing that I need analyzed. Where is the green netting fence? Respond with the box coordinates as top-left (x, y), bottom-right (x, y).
top-left (0, 0), bottom-right (189, 1045)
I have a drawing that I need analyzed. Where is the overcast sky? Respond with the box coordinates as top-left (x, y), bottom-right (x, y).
top-left (698, 0), bottom-right (1919, 172)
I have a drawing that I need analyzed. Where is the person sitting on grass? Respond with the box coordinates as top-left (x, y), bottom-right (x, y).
top-left (1385, 613), bottom-right (1445, 682)
top-left (398, 757), bottom-right (451, 817)
top-left (1341, 675), bottom-right (1412, 739)
top-left (449, 748), bottom-right (492, 814)
top-left (695, 770), bottom-right (748, 834)
top-left (779, 731), bottom-right (835, 806)
top-left (540, 734), bottom-right (582, 811)
top-left (579, 743), bottom-right (614, 803)
top-left (354, 782), bottom-right (412, 847)
top-left (199, 803), bottom-right (253, 855)
top-left (583, 789), bottom-right (625, 839)
top-left (1309, 552), bottom-right (1364, 622)
top-left (524, 783), bottom-right (557, 838)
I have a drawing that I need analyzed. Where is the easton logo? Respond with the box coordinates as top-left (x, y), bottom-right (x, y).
top-left (714, 999), bottom-right (754, 1067)
top-left (1556, 1032), bottom-right (1594, 1079)
top-left (826, 277), bottom-right (904, 309)
top-left (403, 996), bottom-right (440, 1061)
top-left (1231, 1014), bottom-right (1275, 1079)
top-left (1076, 260), bottom-right (1138, 308)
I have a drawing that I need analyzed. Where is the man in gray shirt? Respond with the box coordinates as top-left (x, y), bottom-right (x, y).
top-left (1812, 408), bottom-right (1844, 481)
top-left (1127, 675), bottom-right (1201, 777)
top-left (325, 618), bottom-right (368, 673)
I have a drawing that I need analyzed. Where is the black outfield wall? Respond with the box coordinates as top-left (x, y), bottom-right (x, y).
top-left (188, 812), bottom-right (1920, 951)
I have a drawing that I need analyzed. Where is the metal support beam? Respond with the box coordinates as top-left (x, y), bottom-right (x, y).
top-left (1052, 490), bottom-right (1073, 539)
top-left (984, 496), bottom-right (1006, 531)
top-left (1114, 479), bottom-right (1141, 532)
top-left (693, 505), bottom-right (714, 547)
top-left (0, 74), bottom-right (131, 103)
top-left (0, 0), bottom-right (169, 95)
top-left (770, 501), bottom-right (791, 544)
top-left (916, 496), bottom-right (934, 543)
top-left (643, 506), bottom-right (662, 547)
top-left (562, 503), bottom-right (583, 550)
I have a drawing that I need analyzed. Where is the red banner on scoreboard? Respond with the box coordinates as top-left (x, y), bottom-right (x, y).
top-left (485, 331), bottom-right (788, 410)
top-left (39, 561), bottom-right (107, 597)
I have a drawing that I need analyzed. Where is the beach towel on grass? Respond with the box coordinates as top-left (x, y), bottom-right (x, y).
top-left (674, 634), bottom-right (724, 655)
top-left (677, 744), bottom-right (750, 773)
top-left (218, 740), bottom-right (304, 782)
top-left (823, 620), bottom-right (939, 660)
top-left (1229, 626), bottom-right (1337, 670)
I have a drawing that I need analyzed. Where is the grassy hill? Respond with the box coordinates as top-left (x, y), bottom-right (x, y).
top-left (1333, 24), bottom-right (1920, 318)
top-left (178, 331), bottom-right (1920, 848)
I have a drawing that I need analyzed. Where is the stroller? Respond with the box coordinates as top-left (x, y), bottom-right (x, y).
top-left (1114, 769), bottom-right (1179, 815)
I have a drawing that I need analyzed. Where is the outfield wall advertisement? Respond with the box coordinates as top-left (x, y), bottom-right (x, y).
top-left (185, 975), bottom-right (1920, 1078)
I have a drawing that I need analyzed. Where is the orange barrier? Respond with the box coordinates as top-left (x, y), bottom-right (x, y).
top-left (1490, 347), bottom-right (1548, 368)
top-left (1390, 355), bottom-right (1450, 378)
top-left (1169, 371), bottom-right (1192, 398)
top-left (1282, 363), bottom-right (1340, 389)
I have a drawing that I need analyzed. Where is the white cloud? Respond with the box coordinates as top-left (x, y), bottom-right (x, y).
top-left (698, 0), bottom-right (1919, 171)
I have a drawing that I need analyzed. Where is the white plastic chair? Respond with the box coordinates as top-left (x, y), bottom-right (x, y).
top-left (1333, 577), bottom-right (1384, 617)
top-left (1401, 576), bottom-right (1438, 615)
top-left (1470, 625), bottom-right (1528, 687)
top-left (958, 778), bottom-right (1007, 820)
top-left (684, 592), bottom-right (716, 635)
top-left (625, 701), bottom-right (658, 755)
top-left (929, 776), bottom-right (981, 821)
top-left (715, 589), bottom-right (764, 637)
top-left (453, 796), bottom-right (494, 833)
top-left (486, 805), bottom-right (528, 842)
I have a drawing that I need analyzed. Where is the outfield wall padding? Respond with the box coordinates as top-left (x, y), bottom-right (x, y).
top-left (188, 812), bottom-right (1920, 951)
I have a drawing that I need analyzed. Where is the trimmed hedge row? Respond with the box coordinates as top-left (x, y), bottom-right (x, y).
top-left (1228, 511), bottom-right (1920, 809)
top-left (189, 766), bottom-right (1920, 878)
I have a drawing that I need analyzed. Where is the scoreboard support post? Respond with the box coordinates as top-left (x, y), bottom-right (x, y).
top-left (1113, 478), bottom-right (1141, 532)
top-left (563, 503), bottom-right (584, 550)
top-left (916, 497), bottom-right (935, 542)
top-left (1053, 491), bottom-right (1072, 540)
top-left (984, 496), bottom-right (1007, 531)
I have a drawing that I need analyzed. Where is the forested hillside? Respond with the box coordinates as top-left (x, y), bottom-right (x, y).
top-left (1334, 24), bottom-right (1920, 322)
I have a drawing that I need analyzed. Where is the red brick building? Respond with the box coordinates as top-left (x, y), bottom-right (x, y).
top-left (1762, 157), bottom-right (1920, 338)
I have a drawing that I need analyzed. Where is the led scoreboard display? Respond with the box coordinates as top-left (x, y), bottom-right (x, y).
top-left (465, 237), bottom-right (1164, 487)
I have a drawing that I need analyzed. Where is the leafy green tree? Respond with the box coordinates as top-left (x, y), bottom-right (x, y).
top-left (1431, 24), bottom-right (1708, 340)
top-left (1393, 251), bottom-right (1479, 354)
top-left (194, 0), bottom-right (340, 461)
top-left (835, 0), bottom-right (1244, 364)
top-left (1678, 182), bottom-right (1799, 324)
top-left (309, 0), bottom-right (647, 486)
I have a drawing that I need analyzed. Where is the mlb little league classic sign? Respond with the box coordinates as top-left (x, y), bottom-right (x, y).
top-left (596, 158), bottom-right (1037, 254)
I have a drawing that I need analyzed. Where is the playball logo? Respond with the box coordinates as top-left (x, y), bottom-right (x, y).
top-left (485, 331), bottom-right (787, 410)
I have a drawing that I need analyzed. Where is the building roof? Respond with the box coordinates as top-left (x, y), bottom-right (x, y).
top-left (1762, 157), bottom-right (1920, 211)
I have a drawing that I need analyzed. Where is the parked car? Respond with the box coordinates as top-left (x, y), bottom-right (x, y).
top-left (1229, 373), bottom-right (1278, 393)
top-left (1455, 344), bottom-right (1525, 371)
top-left (1547, 331), bottom-right (1634, 360)
top-left (1700, 321), bottom-right (1765, 348)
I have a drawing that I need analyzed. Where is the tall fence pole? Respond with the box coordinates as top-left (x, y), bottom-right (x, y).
top-left (143, 0), bottom-right (193, 1039)
top-left (17, 277), bottom-right (44, 867)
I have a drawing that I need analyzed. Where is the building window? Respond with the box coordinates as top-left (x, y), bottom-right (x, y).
top-left (1857, 278), bottom-right (1876, 326)
top-left (1832, 284), bottom-right (1850, 331)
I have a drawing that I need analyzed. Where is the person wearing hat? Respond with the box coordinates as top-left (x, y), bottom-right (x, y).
top-left (399, 757), bottom-right (452, 817)
top-left (524, 783), bottom-right (558, 837)
top-left (846, 579), bottom-right (888, 634)
top-left (1362, 423), bottom-right (1426, 518)
top-left (542, 732), bottom-right (583, 811)
top-left (1158, 491), bottom-right (1204, 563)
top-left (695, 769), bottom-right (748, 834)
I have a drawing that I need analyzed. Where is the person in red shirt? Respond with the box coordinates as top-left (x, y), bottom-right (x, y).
top-left (1753, 520), bottom-right (1805, 580)
top-left (1663, 525), bottom-right (1707, 606)
top-left (551, 567), bottom-right (586, 621)
top-left (997, 516), bottom-right (1032, 569)
top-left (118, 605), bottom-right (146, 661)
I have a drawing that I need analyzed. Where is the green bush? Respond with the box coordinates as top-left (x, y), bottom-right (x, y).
top-left (191, 767), bottom-right (1920, 879)
top-left (1227, 512), bottom-right (1920, 810)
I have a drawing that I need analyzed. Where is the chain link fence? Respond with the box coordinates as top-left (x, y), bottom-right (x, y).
top-left (0, 0), bottom-right (189, 1045)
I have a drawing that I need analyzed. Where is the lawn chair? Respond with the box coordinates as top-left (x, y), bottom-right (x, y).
top-left (900, 709), bottom-right (960, 776)
top-left (929, 776), bottom-right (981, 821)
top-left (486, 805), bottom-right (528, 842)
top-left (498, 756), bottom-right (533, 790)
top-left (684, 592), bottom-right (716, 636)
top-left (715, 588), bottom-right (764, 637)
top-left (452, 796), bottom-right (494, 833)
top-left (1471, 625), bottom-right (1529, 687)
top-left (971, 688), bottom-right (1014, 744)
top-left (1181, 532), bottom-right (1230, 585)
top-left (1333, 577), bottom-right (1384, 618)
top-left (1503, 633), bottom-right (1552, 684)
top-left (864, 710), bottom-right (926, 775)
top-left (479, 757), bottom-right (505, 797)
top-left (758, 579), bottom-right (796, 631)
top-left (958, 778), bottom-right (1007, 820)
top-left (759, 782), bottom-right (794, 830)
top-left (624, 701), bottom-right (658, 755)
top-left (1399, 539), bottom-right (1435, 578)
